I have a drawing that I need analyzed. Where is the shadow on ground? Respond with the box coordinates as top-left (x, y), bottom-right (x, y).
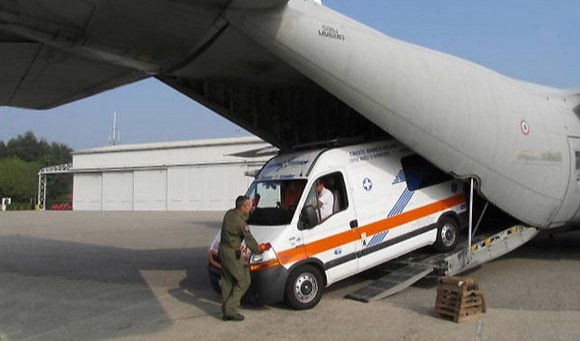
top-left (0, 235), bottom-right (219, 340)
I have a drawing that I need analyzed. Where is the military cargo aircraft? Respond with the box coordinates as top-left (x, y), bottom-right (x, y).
top-left (1, 0), bottom-right (579, 229)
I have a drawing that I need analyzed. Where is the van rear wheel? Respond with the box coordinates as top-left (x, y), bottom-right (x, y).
top-left (285, 265), bottom-right (323, 310)
top-left (434, 216), bottom-right (458, 252)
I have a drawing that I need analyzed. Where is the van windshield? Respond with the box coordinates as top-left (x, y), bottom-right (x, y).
top-left (246, 179), bottom-right (307, 226)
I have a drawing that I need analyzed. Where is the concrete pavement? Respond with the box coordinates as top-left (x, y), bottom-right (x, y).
top-left (0, 211), bottom-right (579, 340)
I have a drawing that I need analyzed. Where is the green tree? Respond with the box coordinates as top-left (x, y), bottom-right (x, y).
top-left (0, 157), bottom-right (42, 204)
top-left (0, 141), bottom-right (5, 159)
top-left (0, 132), bottom-right (74, 209)
top-left (5, 131), bottom-right (48, 162)
top-left (2, 132), bottom-right (72, 165)
top-left (48, 142), bottom-right (73, 165)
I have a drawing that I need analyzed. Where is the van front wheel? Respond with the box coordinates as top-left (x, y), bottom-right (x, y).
top-left (434, 216), bottom-right (458, 252)
top-left (285, 265), bottom-right (323, 310)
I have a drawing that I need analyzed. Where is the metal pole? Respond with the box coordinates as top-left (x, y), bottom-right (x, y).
top-left (42, 174), bottom-right (47, 211)
top-left (37, 173), bottom-right (42, 211)
top-left (473, 202), bottom-right (489, 237)
top-left (468, 178), bottom-right (474, 263)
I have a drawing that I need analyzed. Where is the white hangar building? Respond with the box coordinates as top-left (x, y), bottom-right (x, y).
top-left (71, 137), bottom-right (273, 211)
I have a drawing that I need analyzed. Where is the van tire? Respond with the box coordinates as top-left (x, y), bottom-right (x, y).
top-left (285, 265), bottom-right (324, 310)
top-left (434, 216), bottom-right (458, 252)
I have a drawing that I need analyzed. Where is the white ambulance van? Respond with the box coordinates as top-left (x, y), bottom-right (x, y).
top-left (208, 139), bottom-right (466, 309)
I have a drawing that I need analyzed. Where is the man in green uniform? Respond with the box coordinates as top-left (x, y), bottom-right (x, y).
top-left (219, 195), bottom-right (260, 321)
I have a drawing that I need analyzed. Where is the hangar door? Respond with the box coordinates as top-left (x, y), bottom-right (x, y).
top-left (194, 164), bottom-right (253, 210)
top-left (73, 174), bottom-right (102, 211)
top-left (167, 164), bottom-right (256, 211)
top-left (102, 172), bottom-right (133, 211)
top-left (134, 170), bottom-right (167, 211)
top-left (167, 167), bottom-right (199, 211)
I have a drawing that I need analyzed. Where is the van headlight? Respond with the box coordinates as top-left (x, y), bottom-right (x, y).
top-left (250, 248), bottom-right (277, 264)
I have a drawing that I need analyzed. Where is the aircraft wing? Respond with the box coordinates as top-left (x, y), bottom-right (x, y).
top-left (0, 0), bottom-right (290, 110)
top-left (0, 32), bottom-right (146, 109)
top-left (1, 0), bottom-right (380, 150)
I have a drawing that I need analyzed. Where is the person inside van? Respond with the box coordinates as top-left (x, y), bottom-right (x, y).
top-left (282, 181), bottom-right (304, 211)
top-left (251, 193), bottom-right (260, 211)
top-left (315, 179), bottom-right (334, 221)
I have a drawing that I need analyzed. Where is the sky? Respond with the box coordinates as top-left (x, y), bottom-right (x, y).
top-left (0, 0), bottom-right (578, 150)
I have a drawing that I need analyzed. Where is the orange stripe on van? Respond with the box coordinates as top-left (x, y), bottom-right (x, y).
top-left (276, 194), bottom-right (464, 266)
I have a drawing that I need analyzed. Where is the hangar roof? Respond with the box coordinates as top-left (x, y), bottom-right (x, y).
top-left (71, 136), bottom-right (275, 171)
top-left (72, 136), bottom-right (266, 155)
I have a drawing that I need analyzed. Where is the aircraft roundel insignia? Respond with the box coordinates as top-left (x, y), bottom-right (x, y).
top-left (520, 120), bottom-right (530, 136)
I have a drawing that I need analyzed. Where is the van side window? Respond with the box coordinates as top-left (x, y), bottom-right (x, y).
top-left (401, 155), bottom-right (452, 191)
top-left (300, 172), bottom-right (348, 229)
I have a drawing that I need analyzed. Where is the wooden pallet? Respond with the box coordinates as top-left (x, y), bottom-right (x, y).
top-left (435, 276), bottom-right (486, 322)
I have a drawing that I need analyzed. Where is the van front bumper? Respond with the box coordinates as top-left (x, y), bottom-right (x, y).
top-left (247, 263), bottom-right (289, 304)
top-left (208, 261), bottom-right (289, 305)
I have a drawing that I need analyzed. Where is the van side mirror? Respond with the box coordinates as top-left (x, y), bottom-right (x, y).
top-left (298, 205), bottom-right (318, 230)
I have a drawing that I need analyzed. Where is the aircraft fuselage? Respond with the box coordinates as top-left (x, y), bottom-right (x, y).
top-left (225, 1), bottom-right (580, 229)
top-left (1, 0), bottom-right (579, 229)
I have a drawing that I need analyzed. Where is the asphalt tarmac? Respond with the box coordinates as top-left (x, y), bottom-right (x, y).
top-left (1, 211), bottom-right (579, 341)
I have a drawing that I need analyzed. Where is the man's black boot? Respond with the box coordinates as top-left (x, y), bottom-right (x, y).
top-left (223, 313), bottom-right (245, 321)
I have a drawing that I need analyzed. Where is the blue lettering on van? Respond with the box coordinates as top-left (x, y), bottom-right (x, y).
top-left (349, 149), bottom-right (366, 157)
top-left (451, 182), bottom-right (458, 193)
top-left (349, 143), bottom-right (396, 163)
top-left (265, 157), bottom-right (309, 171)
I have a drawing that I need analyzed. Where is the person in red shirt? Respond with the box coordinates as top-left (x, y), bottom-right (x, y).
top-left (283, 181), bottom-right (304, 211)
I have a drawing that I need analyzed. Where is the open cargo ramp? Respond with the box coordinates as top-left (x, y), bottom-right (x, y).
top-left (346, 225), bottom-right (539, 303)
